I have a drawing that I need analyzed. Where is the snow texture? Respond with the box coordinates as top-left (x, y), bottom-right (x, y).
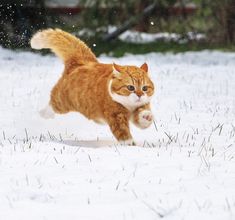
top-left (78, 27), bottom-right (206, 44)
top-left (108, 27), bottom-right (206, 44)
top-left (0, 47), bottom-right (235, 220)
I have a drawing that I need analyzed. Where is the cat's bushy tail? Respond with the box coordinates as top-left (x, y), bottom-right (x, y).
top-left (30, 29), bottom-right (98, 66)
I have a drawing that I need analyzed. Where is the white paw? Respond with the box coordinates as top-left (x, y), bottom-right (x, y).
top-left (119, 139), bottom-right (136, 146)
top-left (39, 105), bottom-right (55, 119)
top-left (138, 110), bottom-right (153, 128)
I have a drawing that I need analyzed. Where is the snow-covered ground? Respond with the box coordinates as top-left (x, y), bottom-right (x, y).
top-left (107, 27), bottom-right (206, 44)
top-left (0, 47), bottom-right (235, 220)
top-left (78, 27), bottom-right (206, 44)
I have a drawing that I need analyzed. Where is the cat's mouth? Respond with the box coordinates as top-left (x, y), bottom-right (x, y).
top-left (135, 97), bottom-right (142, 103)
top-left (134, 99), bottom-right (144, 106)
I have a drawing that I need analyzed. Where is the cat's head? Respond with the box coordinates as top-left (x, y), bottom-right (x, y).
top-left (109, 63), bottom-right (154, 111)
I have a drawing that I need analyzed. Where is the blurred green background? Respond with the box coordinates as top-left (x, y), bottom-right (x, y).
top-left (0, 0), bottom-right (234, 56)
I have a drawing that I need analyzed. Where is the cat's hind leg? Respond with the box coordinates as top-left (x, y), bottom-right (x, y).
top-left (39, 104), bottom-right (55, 119)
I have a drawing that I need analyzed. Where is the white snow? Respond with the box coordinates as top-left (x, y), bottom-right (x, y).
top-left (78, 27), bottom-right (206, 44)
top-left (45, 0), bottom-right (79, 7)
top-left (108, 27), bottom-right (206, 44)
top-left (0, 47), bottom-right (235, 220)
top-left (117, 30), bottom-right (206, 44)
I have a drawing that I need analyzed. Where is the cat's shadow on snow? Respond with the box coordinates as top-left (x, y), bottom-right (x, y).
top-left (50, 139), bottom-right (152, 148)
top-left (52, 139), bottom-right (120, 148)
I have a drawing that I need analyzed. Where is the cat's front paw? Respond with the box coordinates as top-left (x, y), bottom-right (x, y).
top-left (119, 139), bottom-right (136, 146)
top-left (138, 110), bottom-right (153, 129)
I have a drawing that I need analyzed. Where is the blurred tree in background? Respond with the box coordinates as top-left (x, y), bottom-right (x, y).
top-left (210, 0), bottom-right (235, 43)
top-left (79, 0), bottom-right (178, 37)
top-left (79, 0), bottom-right (235, 44)
top-left (0, 0), bottom-right (234, 51)
top-left (0, 0), bottom-right (46, 47)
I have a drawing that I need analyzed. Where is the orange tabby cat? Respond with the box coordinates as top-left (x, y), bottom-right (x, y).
top-left (31, 29), bottom-right (155, 145)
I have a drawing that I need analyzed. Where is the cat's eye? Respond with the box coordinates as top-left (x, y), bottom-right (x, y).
top-left (142, 86), bottom-right (148, 91)
top-left (127, 85), bottom-right (135, 91)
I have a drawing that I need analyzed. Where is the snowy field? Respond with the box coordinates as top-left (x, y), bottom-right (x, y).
top-left (0, 47), bottom-right (235, 220)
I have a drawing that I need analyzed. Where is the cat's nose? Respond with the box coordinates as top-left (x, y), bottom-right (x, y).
top-left (136, 91), bottom-right (143, 98)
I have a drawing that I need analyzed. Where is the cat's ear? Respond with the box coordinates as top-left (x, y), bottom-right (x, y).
top-left (140, 63), bottom-right (148, 73)
top-left (113, 63), bottom-right (122, 72)
top-left (113, 63), bottom-right (122, 77)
